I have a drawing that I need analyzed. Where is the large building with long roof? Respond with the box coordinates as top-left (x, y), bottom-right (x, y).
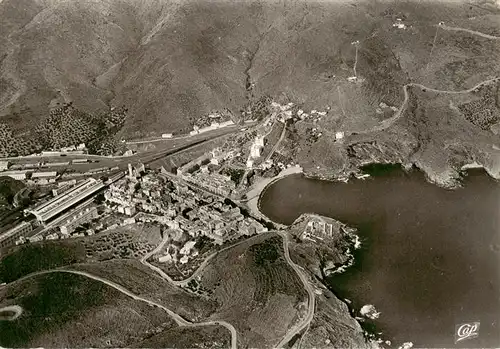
top-left (0, 222), bottom-right (33, 248)
top-left (25, 178), bottom-right (104, 224)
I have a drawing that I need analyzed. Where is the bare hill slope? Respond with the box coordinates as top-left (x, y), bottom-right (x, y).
top-left (1, 0), bottom-right (499, 141)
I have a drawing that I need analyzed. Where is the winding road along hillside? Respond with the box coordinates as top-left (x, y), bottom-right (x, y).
top-left (8, 269), bottom-right (238, 349)
top-left (0, 305), bottom-right (23, 321)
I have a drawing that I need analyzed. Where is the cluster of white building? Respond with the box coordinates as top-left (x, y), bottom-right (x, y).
top-left (59, 143), bottom-right (87, 153)
top-left (104, 167), bottom-right (267, 254)
top-left (246, 135), bottom-right (265, 168)
top-left (184, 172), bottom-right (236, 197)
top-left (105, 166), bottom-right (156, 217)
top-left (301, 218), bottom-right (335, 242)
top-left (393, 18), bottom-right (407, 29)
top-left (175, 149), bottom-right (239, 196)
top-left (189, 119), bottom-right (235, 136)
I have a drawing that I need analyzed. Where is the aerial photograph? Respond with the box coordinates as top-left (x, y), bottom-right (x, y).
top-left (0, 0), bottom-right (499, 348)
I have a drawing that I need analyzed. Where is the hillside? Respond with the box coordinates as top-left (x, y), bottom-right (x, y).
top-left (1, 0), bottom-right (499, 144)
top-left (196, 233), bottom-right (308, 348)
top-left (0, 249), bottom-right (225, 347)
top-left (0, 272), bottom-right (174, 347)
top-left (133, 325), bottom-right (231, 348)
top-left (0, 176), bottom-right (24, 209)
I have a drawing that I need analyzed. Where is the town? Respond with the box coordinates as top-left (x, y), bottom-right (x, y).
top-left (0, 160), bottom-right (271, 270)
top-left (0, 97), bottom-right (349, 274)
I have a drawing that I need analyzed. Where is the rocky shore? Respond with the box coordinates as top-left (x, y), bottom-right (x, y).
top-left (251, 153), bottom-right (499, 348)
top-left (303, 156), bottom-right (499, 189)
top-left (298, 133), bottom-right (500, 189)
top-left (281, 213), bottom-right (379, 348)
top-left (244, 165), bottom-right (379, 348)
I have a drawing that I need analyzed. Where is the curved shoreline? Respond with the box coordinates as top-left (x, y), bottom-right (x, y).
top-left (255, 176), bottom-right (388, 346)
top-left (255, 162), bottom-right (499, 229)
top-left (243, 165), bottom-right (304, 229)
top-left (255, 162), bottom-right (499, 348)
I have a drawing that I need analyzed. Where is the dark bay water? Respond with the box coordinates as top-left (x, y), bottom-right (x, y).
top-left (259, 168), bottom-right (500, 348)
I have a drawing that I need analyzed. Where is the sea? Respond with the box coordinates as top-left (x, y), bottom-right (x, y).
top-left (259, 165), bottom-right (500, 348)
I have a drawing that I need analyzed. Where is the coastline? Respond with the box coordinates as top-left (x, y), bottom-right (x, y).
top-left (243, 165), bottom-right (304, 229)
top-left (276, 213), bottom-right (382, 347)
top-left (253, 163), bottom-right (491, 347)
top-left (254, 161), bottom-right (500, 348)
top-left (303, 160), bottom-right (499, 189)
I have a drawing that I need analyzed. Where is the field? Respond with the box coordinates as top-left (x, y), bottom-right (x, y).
top-left (198, 233), bottom-right (308, 348)
top-left (0, 272), bottom-right (173, 348)
top-left (1, 0), bottom-right (499, 185)
top-left (0, 124), bottom-right (41, 157)
top-left (0, 104), bottom-right (127, 156)
top-left (0, 240), bottom-right (87, 283)
top-left (71, 259), bottom-right (217, 321)
top-left (133, 325), bottom-right (230, 348)
top-left (286, 79), bottom-right (500, 185)
top-left (290, 128), bottom-right (349, 178)
top-left (0, 223), bottom-right (162, 283)
top-left (385, 82), bottom-right (500, 186)
top-left (0, 238), bottom-right (229, 347)
top-left (81, 223), bottom-right (162, 262)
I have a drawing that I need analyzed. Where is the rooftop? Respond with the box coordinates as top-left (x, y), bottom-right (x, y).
top-left (27, 178), bottom-right (104, 222)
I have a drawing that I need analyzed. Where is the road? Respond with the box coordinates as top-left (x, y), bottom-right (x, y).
top-left (126, 133), bottom-right (196, 145)
top-left (140, 234), bottom-right (177, 283)
top-left (264, 122), bottom-right (287, 162)
top-left (275, 231), bottom-right (316, 348)
top-left (353, 42), bottom-right (359, 78)
top-left (10, 268), bottom-right (238, 349)
top-left (438, 24), bottom-right (500, 40)
top-left (371, 82), bottom-right (410, 132)
top-left (362, 77), bottom-right (500, 134)
top-left (0, 125), bottom-right (245, 170)
top-left (141, 230), bottom-right (315, 349)
top-left (410, 77), bottom-right (500, 95)
top-left (0, 127), bottom-right (244, 183)
top-left (354, 21), bottom-right (500, 136)
top-left (141, 232), bottom-right (268, 287)
top-left (0, 305), bottom-right (23, 321)
top-left (126, 123), bottom-right (257, 145)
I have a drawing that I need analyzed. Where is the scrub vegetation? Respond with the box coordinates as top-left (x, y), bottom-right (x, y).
top-left (199, 233), bottom-right (307, 348)
top-left (0, 273), bottom-right (173, 348)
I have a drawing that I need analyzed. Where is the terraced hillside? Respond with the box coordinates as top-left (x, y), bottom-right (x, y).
top-left (0, 249), bottom-right (223, 347)
top-left (198, 233), bottom-right (308, 348)
top-left (0, 224), bottom-right (163, 282)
